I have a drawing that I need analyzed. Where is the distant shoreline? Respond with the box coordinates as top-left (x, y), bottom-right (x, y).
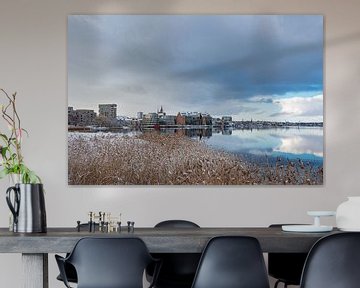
top-left (68, 124), bottom-right (323, 133)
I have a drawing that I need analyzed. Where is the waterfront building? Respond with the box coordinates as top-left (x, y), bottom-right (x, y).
top-left (200, 113), bottom-right (212, 125)
top-left (99, 104), bottom-right (117, 119)
top-left (176, 112), bottom-right (212, 126)
top-left (212, 118), bottom-right (222, 127)
top-left (137, 112), bottom-right (143, 120)
top-left (142, 112), bottom-right (159, 127)
top-left (157, 106), bottom-right (166, 117)
top-left (72, 109), bottom-right (97, 126)
top-left (155, 106), bottom-right (175, 125)
top-left (222, 116), bottom-right (232, 122)
top-left (68, 107), bottom-right (76, 125)
top-left (176, 112), bottom-right (186, 125)
top-left (160, 115), bottom-right (176, 126)
top-left (222, 116), bottom-right (233, 128)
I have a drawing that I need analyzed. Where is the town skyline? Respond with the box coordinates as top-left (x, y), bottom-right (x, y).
top-left (68, 103), bottom-right (323, 125)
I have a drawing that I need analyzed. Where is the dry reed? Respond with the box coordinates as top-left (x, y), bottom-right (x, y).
top-left (68, 132), bottom-right (323, 185)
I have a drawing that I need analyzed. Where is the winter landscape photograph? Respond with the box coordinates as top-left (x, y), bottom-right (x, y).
top-left (68, 15), bottom-right (323, 185)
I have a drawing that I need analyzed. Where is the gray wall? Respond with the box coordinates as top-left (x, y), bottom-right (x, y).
top-left (0, 0), bottom-right (360, 287)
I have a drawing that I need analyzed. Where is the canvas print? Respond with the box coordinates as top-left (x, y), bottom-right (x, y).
top-left (68, 15), bottom-right (323, 185)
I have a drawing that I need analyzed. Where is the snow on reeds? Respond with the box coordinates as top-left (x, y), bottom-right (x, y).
top-left (68, 132), bottom-right (323, 185)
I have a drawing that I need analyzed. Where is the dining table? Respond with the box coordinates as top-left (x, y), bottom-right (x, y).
top-left (0, 226), bottom-right (339, 288)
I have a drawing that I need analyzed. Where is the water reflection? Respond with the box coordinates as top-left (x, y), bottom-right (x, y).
top-left (141, 127), bottom-right (323, 164)
top-left (203, 127), bottom-right (323, 163)
top-left (275, 134), bottom-right (323, 157)
top-left (172, 128), bottom-right (213, 139)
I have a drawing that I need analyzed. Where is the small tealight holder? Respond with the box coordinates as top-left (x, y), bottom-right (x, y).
top-left (307, 211), bottom-right (336, 227)
top-left (282, 211), bottom-right (336, 232)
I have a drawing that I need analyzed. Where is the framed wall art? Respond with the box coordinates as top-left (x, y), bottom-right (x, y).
top-left (68, 15), bottom-right (323, 185)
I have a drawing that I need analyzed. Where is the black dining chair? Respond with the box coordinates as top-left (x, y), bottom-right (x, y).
top-left (300, 232), bottom-right (360, 288)
top-left (56, 262), bottom-right (77, 284)
top-left (268, 224), bottom-right (308, 288)
top-left (55, 237), bottom-right (161, 288)
top-left (191, 236), bottom-right (270, 288)
top-left (56, 223), bottom-right (99, 284)
top-left (147, 220), bottom-right (201, 288)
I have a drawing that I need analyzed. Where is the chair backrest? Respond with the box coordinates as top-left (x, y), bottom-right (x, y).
top-left (67, 237), bottom-right (154, 288)
top-left (191, 236), bottom-right (270, 288)
top-left (268, 224), bottom-right (308, 285)
top-left (151, 220), bottom-right (201, 286)
top-left (300, 232), bottom-right (360, 288)
top-left (155, 220), bottom-right (200, 228)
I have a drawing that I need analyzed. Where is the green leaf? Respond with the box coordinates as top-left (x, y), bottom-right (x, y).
top-left (0, 168), bottom-right (9, 179)
top-left (1, 146), bottom-right (8, 158)
top-left (21, 128), bottom-right (29, 137)
top-left (0, 133), bottom-right (8, 141)
top-left (18, 164), bottom-right (41, 184)
top-left (28, 170), bottom-right (41, 184)
top-left (11, 166), bottom-right (20, 174)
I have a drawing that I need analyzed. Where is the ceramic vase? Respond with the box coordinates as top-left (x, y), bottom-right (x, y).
top-left (6, 183), bottom-right (47, 233)
top-left (336, 197), bottom-right (360, 231)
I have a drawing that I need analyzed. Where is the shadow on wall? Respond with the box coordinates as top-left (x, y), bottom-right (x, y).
top-left (327, 31), bottom-right (360, 46)
top-left (91, 1), bottom-right (181, 13)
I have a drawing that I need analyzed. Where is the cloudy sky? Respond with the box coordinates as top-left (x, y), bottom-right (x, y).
top-left (68, 15), bottom-right (323, 122)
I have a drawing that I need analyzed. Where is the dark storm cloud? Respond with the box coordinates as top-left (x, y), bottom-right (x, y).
top-left (68, 16), bottom-right (182, 82)
top-left (68, 15), bottom-right (323, 119)
top-left (174, 18), bottom-right (323, 100)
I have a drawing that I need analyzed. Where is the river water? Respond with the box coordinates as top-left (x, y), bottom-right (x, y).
top-left (201, 127), bottom-right (323, 166)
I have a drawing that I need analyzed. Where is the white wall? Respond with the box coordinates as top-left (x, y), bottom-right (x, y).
top-left (0, 0), bottom-right (360, 287)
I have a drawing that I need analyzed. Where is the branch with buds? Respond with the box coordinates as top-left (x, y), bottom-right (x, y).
top-left (0, 88), bottom-right (41, 183)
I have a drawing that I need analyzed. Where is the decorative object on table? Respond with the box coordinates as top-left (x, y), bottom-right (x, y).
top-left (127, 221), bottom-right (135, 233)
top-left (0, 88), bottom-right (46, 233)
top-left (336, 196), bottom-right (360, 231)
top-left (68, 15), bottom-right (323, 186)
top-left (77, 211), bottom-right (122, 233)
top-left (282, 211), bottom-right (335, 232)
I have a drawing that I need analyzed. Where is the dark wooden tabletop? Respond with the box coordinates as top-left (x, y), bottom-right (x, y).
top-left (0, 227), bottom-right (339, 254)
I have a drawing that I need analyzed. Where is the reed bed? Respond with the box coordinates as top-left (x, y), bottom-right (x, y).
top-left (68, 132), bottom-right (323, 185)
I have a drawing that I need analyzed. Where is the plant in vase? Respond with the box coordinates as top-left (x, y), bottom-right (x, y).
top-left (0, 88), bottom-right (46, 233)
top-left (0, 88), bottom-right (41, 183)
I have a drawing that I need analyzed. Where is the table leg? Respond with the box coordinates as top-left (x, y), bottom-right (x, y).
top-left (22, 253), bottom-right (48, 288)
